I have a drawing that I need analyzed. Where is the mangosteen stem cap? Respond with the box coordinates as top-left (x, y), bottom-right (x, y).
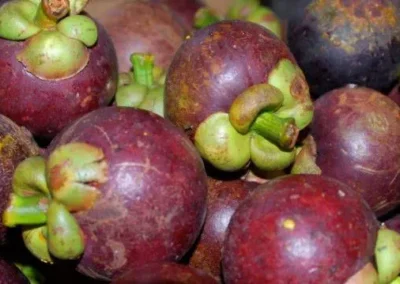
top-left (34, 0), bottom-right (70, 28)
top-left (290, 135), bottom-right (322, 175)
top-left (130, 53), bottom-right (155, 88)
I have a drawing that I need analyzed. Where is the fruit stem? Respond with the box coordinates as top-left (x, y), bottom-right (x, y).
top-left (251, 112), bottom-right (299, 150)
top-left (3, 194), bottom-right (49, 227)
top-left (130, 53), bottom-right (155, 88)
top-left (194, 7), bottom-right (221, 29)
top-left (34, 0), bottom-right (70, 29)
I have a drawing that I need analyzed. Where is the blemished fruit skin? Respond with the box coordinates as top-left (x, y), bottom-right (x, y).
top-left (47, 107), bottom-right (208, 280)
top-left (112, 262), bottom-right (219, 284)
top-left (288, 0), bottom-right (400, 97)
top-left (85, 0), bottom-right (186, 72)
top-left (0, 115), bottom-right (39, 246)
top-left (0, 16), bottom-right (118, 140)
top-left (222, 174), bottom-right (379, 284)
top-left (0, 258), bottom-right (29, 284)
top-left (165, 20), bottom-right (310, 140)
top-left (311, 86), bottom-right (400, 217)
top-left (188, 178), bottom-right (258, 278)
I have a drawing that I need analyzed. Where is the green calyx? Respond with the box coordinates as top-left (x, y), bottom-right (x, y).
top-left (290, 135), bottom-right (322, 175)
top-left (375, 225), bottom-right (400, 284)
top-left (193, 0), bottom-right (283, 39)
top-left (0, 0), bottom-right (97, 80)
top-left (2, 142), bottom-right (108, 263)
top-left (115, 53), bottom-right (166, 117)
top-left (194, 59), bottom-right (313, 173)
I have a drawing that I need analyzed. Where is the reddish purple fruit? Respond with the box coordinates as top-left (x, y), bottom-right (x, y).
top-left (0, 258), bottom-right (28, 284)
top-left (85, 0), bottom-right (186, 72)
top-left (0, 115), bottom-right (39, 246)
top-left (112, 262), bottom-right (218, 284)
top-left (222, 174), bottom-right (379, 284)
top-left (189, 177), bottom-right (258, 278)
top-left (384, 214), bottom-right (400, 234)
top-left (0, 0), bottom-right (118, 140)
top-left (3, 107), bottom-right (208, 281)
top-left (311, 86), bottom-right (400, 217)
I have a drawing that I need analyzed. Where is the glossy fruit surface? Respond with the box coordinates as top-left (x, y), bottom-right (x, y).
top-left (311, 86), bottom-right (400, 216)
top-left (223, 174), bottom-right (378, 284)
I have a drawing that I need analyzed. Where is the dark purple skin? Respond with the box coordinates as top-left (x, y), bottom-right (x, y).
top-left (0, 115), bottom-right (39, 246)
top-left (389, 84), bottom-right (400, 106)
top-left (311, 86), bottom-right (400, 217)
top-left (188, 178), bottom-right (258, 278)
top-left (47, 107), bottom-right (208, 281)
top-left (0, 18), bottom-right (118, 141)
top-left (112, 262), bottom-right (219, 284)
top-left (222, 174), bottom-right (379, 284)
top-left (288, 0), bottom-right (400, 98)
top-left (0, 258), bottom-right (29, 284)
top-left (85, 0), bottom-right (186, 72)
top-left (165, 20), bottom-right (306, 140)
top-left (150, 0), bottom-right (202, 32)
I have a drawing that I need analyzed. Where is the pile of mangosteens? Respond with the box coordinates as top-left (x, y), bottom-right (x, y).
top-left (0, 0), bottom-right (399, 283)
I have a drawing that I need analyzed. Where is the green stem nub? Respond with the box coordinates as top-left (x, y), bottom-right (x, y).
top-left (194, 8), bottom-right (221, 29)
top-left (130, 54), bottom-right (155, 88)
top-left (251, 112), bottom-right (299, 150)
top-left (3, 194), bottom-right (49, 227)
top-left (35, 0), bottom-right (70, 29)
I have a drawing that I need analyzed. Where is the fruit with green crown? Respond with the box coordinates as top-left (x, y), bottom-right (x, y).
top-left (0, 0), bottom-right (118, 141)
top-left (1, 106), bottom-right (208, 281)
top-left (165, 20), bottom-right (314, 174)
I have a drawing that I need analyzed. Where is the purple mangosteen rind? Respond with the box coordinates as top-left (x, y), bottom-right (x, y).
top-left (166, 21), bottom-right (314, 172)
top-left (115, 53), bottom-right (166, 117)
top-left (0, 0), bottom-right (98, 80)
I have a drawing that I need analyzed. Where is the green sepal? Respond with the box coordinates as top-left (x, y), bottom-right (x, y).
top-left (69, 0), bottom-right (89, 15)
top-left (46, 142), bottom-right (106, 212)
top-left (22, 225), bottom-right (54, 264)
top-left (246, 6), bottom-right (282, 39)
top-left (57, 15), bottom-right (98, 47)
top-left (139, 86), bottom-right (165, 117)
top-left (195, 112), bottom-right (251, 172)
top-left (47, 201), bottom-right (85, 260)
top-left (375, 226), bottom-right (400, 284)
top-left (115, 84), bottom-right (148, 108)
top-left (0, 0), bottom-right (41, 40)
top-left (12, 156), bottom-right (50, 197)
top-left (15, 262), bottom-right (46, 284)
top-left (250, 133), bottom-right (296, 171)
top-left (226, 0), bottom-right (260, 19)
top-left (16, 30), bottom-right (89, 80)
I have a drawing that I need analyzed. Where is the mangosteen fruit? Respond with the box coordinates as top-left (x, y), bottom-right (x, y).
top-left (389, 84), bottom-right (400, 106)
top-left (0, 0), bottom-right (118, 141)
top-left (0, 114), bottom-right (39, 246)
top-left (165, 20), bottom-right (313, 173)
top-left (310, 86), bottom-right (400, 217)
top-left (288, 0), bottom-right (400, 97)
top-left (2, 106), bottom-right (208, 281)
top-left (188, 177), bottom-right (258, 278)
top-left (112, 262), bottom-right (219, 284)
top-left (115, 53), bottom-right (165, 117)
top-left (222, 174), bottom-right (379, 284)
top-left (0, 258), bottom-right (29, 283)
top-left (85, 0), bottom-right (186, 72)
top-left (385, 214), bottom-right (400, 234)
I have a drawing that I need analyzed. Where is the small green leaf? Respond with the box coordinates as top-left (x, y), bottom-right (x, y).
top-left (47, 201), bottom-right (85, 260)
top-left (0, 0), bottom-right (41, 40)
